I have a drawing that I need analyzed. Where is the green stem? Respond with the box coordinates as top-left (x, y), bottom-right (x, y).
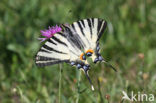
top-left (76, 70), bottom-right (81, 103)
top-left (59, 64), bottom-right (62, 103)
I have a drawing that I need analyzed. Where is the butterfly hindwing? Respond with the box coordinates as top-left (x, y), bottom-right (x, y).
top-left (70, 18), bottom-right (107, 62)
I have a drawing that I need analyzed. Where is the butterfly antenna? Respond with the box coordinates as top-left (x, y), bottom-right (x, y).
top-left (85, 71), bottom-right (94, 91)
top-left (102, 61), bottom-right (117, 72)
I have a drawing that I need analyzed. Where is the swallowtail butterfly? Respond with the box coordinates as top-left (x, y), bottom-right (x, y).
top-left (35, 18), bottom-right (116, 90)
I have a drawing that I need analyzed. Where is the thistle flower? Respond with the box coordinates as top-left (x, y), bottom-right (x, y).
top-left (38, 25), bottom-right (62, 42)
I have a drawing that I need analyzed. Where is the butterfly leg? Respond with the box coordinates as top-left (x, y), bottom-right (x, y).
top-left (82, 64), bottom-right (94, 91)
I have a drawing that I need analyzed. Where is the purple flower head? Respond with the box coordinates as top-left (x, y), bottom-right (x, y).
top-left (38, 25), bottom-right (62, 42)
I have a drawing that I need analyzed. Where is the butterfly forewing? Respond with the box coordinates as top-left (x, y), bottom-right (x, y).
top-left (35, 33), bottom-right (70, 67)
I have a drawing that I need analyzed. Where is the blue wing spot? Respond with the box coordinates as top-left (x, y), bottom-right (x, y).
top-left (86, 52), bottom-right (92, 56)
top-left (77, 64), bottom-right (82, 69)
top-left (70, 61), bottom-right (75, 66)
top-left (98, 56), bottom-right (103, 61)
top-left (82, 55), bottom-right (86, 60)
top-left (94, 58), bottom-right (99, 63)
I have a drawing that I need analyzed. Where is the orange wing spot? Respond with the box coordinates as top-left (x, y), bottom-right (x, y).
top-left (86, 49), bottom-right (94, 53)
top-left (80, 53), bottom-right (84, 60)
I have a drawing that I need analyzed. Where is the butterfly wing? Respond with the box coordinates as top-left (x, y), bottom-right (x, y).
top-left (35, 18), bottom-right (111, 90)
top-left (69, 18), bottom-right (116, 72)
top-left (61, 24), bottom-right (89, 69)
top-left (70, 18), bottom-right (107, 63)
top-left (35, 18), bottom-right (107, 68)
top-left (35, 32), bottom-right (70, 67)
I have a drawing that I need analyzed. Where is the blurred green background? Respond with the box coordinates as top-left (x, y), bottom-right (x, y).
top-left (0, 0), bottom-right (156, 103)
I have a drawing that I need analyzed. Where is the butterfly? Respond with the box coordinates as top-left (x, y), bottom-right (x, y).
top-left (35, 18), bottom-right (116, 90)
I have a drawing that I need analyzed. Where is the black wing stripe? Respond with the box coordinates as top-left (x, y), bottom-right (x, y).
top-left (65, 25), bottom-right (79, 49)
top-left (39, 49), bottom-right (52, 53)
top-left (42, 44), bottom-right (67, 54)
top-left (36, 56), bottom-right (60, 61)
top-left (97, 19), bottom-right (102, 34)
top-left (48, 39), bottom-right (57, 45)
top-left (71, 24), bottom-right (76, 31)
top-left (91, 18), bottom-right (94, 28)
top-left (87, 18), bottom-right (92, 36)
top-left (52, 36), bottom-right (67, 47)
top-left (77, 21), bottom-right (85, 36)
top-left (97, 21), bottom-right (107, 41)
top-left (36, 60), bottom-right (69, 67)
top-left (57, 32), bottom-right (66, 38)
top-left (80, 20), bottom-right (85, 27)
top-left (68, 28), bottom-right (85, 50)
